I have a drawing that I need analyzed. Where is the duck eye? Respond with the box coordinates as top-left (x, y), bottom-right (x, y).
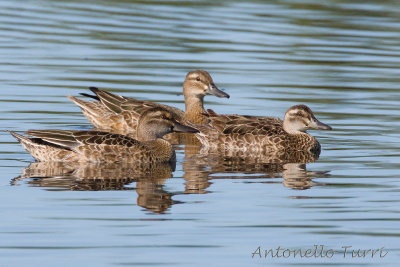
top-left (196, 77), bottom-right (201, 81)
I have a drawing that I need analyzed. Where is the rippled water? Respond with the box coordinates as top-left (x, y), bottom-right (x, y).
top-left (1, 0), bottom-right (400, 266)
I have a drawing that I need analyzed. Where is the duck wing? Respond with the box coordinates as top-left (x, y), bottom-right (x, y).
top-left (26, 130), bottom-right (141, 150)
top-left (89, 87), bottom-right (184, 119)
top-left (70, 88), bottom-right (185, 134)
top-left (205, 110), bottom-right (284, 136)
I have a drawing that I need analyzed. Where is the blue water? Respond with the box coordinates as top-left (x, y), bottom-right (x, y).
top-left (1, 0), bottom-right (400, 266)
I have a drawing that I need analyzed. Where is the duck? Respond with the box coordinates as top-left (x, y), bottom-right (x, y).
top-left (67, 70), bottom-right (229, 137)
top-left (9, 107), bottom-right (198, 163)
top-left (195, 104), bottom-right (332, 155)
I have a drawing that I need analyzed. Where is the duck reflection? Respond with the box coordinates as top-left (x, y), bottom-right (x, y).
top-left (182, 146), bottom-right (329, 192)
top-left (12, 144), bottom-right (329, 214)
top-left (12, 161), bottom-right (176, 213)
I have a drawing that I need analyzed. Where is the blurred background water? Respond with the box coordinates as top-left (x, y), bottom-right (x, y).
top-left (1, 0), bottom-right (400, 266)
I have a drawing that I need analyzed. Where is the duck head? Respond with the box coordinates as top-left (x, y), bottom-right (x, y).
top-left (283, 104), bottom-right (332, 134)
top-left (183, 70), bottom-right (229, 99)
top-left (137, 108), bottom-right (199, 141)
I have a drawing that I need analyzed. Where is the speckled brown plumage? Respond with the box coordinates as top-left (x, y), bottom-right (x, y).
top-left (195, 104), bottom-right (332, 155)
top-left (68, 90), bottom-right (184, 137)
top-left (10, 130), bottom-right (175, 163)
top-left (68, 70), bottom-right (229, 138)
top-left (198, 146), bottom-right (320, 165)
top-left (9, 108), bottom-right (198, 163)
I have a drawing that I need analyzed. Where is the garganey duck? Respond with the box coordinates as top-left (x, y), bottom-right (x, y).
top-left (195, 104), bottom-right (332, 155)
top-left (67, 70), bottom-right (229, 136)
top-left (9, 107), bottom-right (198, 163)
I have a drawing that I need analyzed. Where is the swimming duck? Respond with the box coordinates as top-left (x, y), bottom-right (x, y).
top-left (67, 70), bottom-right (229, 136)
top-left (195, 104), bottom-right (332, 155)
top-left (9, 107), bottom-right (198, 163)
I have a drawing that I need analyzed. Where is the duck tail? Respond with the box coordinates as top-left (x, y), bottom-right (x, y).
top-left (67, 95), bottom-right (92, 110)
top-left (8, 130), bottom-right (31, 144)
top-left (8, 130), bottom-right (39, 160)
top-left (80, 92), bottom-right (100, 101)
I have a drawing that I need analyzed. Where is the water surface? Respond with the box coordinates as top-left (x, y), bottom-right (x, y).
top-left (1, 0), bottom-right (400, 266)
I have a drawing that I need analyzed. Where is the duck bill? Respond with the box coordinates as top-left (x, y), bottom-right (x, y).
top-left (206, 83), bottom-right (230, 98)
top-left (172, 121), bottom-right (199, 133)
top-left (310, 119), bottom-right (332, 130)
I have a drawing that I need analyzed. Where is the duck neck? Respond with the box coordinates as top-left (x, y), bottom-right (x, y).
top-left (284, 125), bottom-right (320, 155)
top-left (184, 94), bottom-right (207, 124)
top-left (283, 121), bottom-right (307, 135)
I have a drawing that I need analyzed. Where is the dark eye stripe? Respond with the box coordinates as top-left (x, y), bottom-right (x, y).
top-left (289, 111), bottom-right (305, 117)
